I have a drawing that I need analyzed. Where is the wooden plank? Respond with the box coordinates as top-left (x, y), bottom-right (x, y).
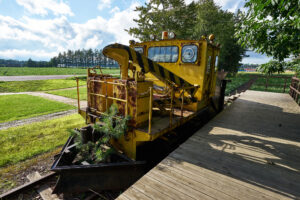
top-left (158, 161), bottom-right (274, 200)
top-left (118, 91), bottom-right (300, 200)
top-left (150, 164), bottom-right (235, 200)
top-left (188, 135), bottom-right (300, 171)
top-left (116, 193), bottom-right (130, 200)
top-left (136, 175), bottom-right (195, 200)
top-left (27, 172), bottom-right (59, 200)
top-left (147, 170), bottom-right (214, 200)
top-left (132, 181), bottom-right (174, 200)
top-left (120, 187), bottom-right (152, 200)
top-left (176, 140), bottom-right (300, 186)
top-left (170, 147), bottom-right (298, 199)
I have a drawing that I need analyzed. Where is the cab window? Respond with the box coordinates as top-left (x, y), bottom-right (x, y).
top-left (215, 56), bottom-right (219, 71)
top-left (182, 45), bottom-right (198, 63)
top-left (148, 46), bottom-right (178, 62)
top-left (134, 47), bottom-right (144, 54)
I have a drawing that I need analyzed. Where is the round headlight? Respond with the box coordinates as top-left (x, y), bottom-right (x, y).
top-left (168, 32), bottom-right (176, 39)
top-left (183, 48), bottom-right (195, 61)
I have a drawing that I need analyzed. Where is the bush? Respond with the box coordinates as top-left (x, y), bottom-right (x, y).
top-left (257, 60), bottom-right (284, 75)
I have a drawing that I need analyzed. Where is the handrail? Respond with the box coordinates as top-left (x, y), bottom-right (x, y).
top-left (76, 78), bottom-right (80, 112)
top-left (148, 87), bottom-right (153, 134)
top-left (89, 79), bottom-right (125, 86)
top-left (289, 76), bottom-right (300, 106)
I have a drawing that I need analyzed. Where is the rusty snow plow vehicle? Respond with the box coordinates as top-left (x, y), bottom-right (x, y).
top-left (51, 32), bottom-right (228, 195)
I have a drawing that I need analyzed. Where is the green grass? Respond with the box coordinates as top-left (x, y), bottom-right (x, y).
top-left (250, 75), bottom-right (292, 93)
top-left (46, 87), bottom-right (87, 100)
top-left (0, 78), bottom-right (86, 92)
top-left (0, 67), bottom-right (119, 76)
top-left (0, 94), bottom-right (75, 123)
top-left (225, 73), bottom-right (252, 95)
top-left (0, 114), bottom-right (85, 167)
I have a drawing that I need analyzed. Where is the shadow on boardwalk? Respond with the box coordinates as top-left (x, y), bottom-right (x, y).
top-left (167, 92), bottom-right (300, 199)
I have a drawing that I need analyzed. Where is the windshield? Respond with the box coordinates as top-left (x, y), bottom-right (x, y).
top-left (148, 46), bottom-right (178, 63)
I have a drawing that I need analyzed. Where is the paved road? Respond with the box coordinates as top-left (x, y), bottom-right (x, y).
top-left (0, 75), bottom-right (78, 81)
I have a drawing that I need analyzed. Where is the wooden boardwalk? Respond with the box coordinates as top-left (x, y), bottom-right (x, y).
top-left (117, 90), bottom-right (300, 200)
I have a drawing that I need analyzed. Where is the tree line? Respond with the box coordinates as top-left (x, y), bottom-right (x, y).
top-left (50, 49), bottom-right (118, 68)
top-left (0, 49), bottom-right (118, 68)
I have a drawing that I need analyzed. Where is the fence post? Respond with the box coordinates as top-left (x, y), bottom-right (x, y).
top-left (283, 77), bottom-right (287, 93)
top-left (265, 76), bottom-right (268, 91)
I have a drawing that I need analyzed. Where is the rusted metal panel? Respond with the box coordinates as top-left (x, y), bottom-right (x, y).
top-left (113, 80), bottom-right (153, 127)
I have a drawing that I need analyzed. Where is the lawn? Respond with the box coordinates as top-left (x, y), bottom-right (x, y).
top-left (46, 87), bottom-right (87, 100)
top-left (0, 78), bottom-right (86, 92)
top-left (0, 114), bottom-right (85, 167)
top-left (225, 73), bottom-right (252, 95)
top-left (0, 94), bottom-right (75, 123)
top-left (250, 75), bottom-right (293, 93)
top-left (0, 67), bottom-right (119, 76)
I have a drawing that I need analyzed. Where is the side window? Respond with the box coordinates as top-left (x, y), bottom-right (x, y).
top-left (215, 56), bottom-right (219, 71)
top-left (182, 45), bottom-right (198, 63)
top-left (134, 47), bottom-right (143, 54)
top-left (148, 46), bottom-right (178, 63)
top-left (206, 56), bottom-right (211, 74)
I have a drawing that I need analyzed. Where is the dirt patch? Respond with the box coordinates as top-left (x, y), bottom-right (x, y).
top-left (0, 149), bottom-right (61, 195)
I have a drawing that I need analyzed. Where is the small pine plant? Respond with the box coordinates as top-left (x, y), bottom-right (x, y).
top-left (70, 104), bottom-right (130, 163)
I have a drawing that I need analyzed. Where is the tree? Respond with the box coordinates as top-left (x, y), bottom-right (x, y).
top-left (286, 58), bottom-right (300, 77)
top-left (26, 58), bottom-right (36, 67)
top-left (127, 0), bottom-right (245, 72)
top-left (236, 0), bottom-right (300, 61)
top-left (127, 0), bottom-right (197, 41)
top-left (192, 0), bottom-right (245, 72)
top-left (257, 60), bottom-right (284, 75)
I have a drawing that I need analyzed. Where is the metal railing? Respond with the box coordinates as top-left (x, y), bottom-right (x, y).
top-left (88, 78), bottom-right (129, 116)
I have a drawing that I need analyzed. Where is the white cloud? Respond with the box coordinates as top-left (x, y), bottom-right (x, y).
top-left (85, 36), bottom-right (103, 49)
top-left (97, 0), bottom-right (112, 11)
top-left (16, 0), bottom-right (73, 16)
top-left (184, 0), bottom-right (194, 4)
top-left (0, 1), bottom-right (140, 60)
top-left (110, 6), bottom-right (120, 14)
top-left (104, 2), bottom-right (140, 44)
top-left (0, 49), bottom-right (57, 59)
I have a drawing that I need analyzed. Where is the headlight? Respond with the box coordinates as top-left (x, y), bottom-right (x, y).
top-left (183, 48), bottom-right (195, 60)
top-left (168, 32), bottom-right (176, 39)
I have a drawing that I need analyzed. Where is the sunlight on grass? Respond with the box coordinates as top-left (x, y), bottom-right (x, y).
top-left (46, 87), bottom-right (87, 100)
top-left (0, 67), bottom-right (119, 76)
top-left (0, 114), bottom-right (86, 167)
top-left (0, 94), bottom-right (75, 123)
top-left (250, 75), bottom-right (292, 93)
top-left (0, 79), bottom-right (86, 92)
top-left (225, 73), bottom-right (252, 95)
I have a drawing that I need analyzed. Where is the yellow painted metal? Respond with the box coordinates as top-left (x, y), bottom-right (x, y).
top-left (113, 80), bottom-right (153, 127)
top-left (148, 87), bottom-right (153, 134)
top-left (78, 38), bottom-right (220, 160)
top-left (130, 39), bottom-right (219, 111)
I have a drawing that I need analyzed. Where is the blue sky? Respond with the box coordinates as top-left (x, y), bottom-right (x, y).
top-left (0, 0), bottom-right (271, 64)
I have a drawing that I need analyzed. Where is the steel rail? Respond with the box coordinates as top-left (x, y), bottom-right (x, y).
top-left (0, 172), bottom-right (56, 199)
